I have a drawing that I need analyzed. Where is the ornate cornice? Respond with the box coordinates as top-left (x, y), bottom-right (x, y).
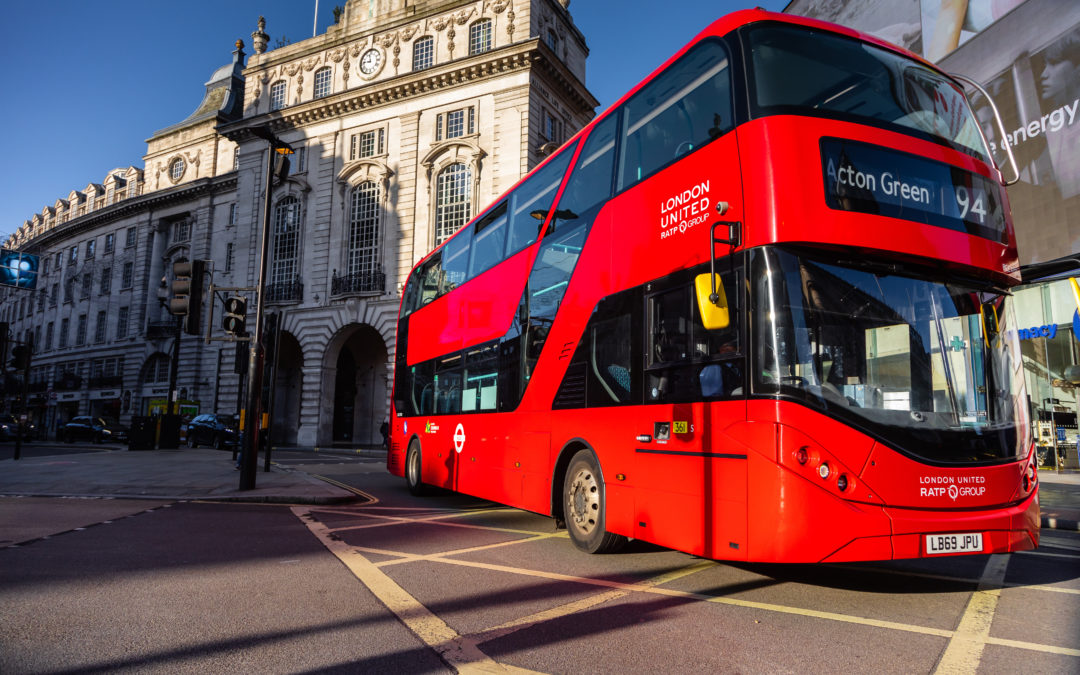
top-left (219, 39), bottom-right (596, 141)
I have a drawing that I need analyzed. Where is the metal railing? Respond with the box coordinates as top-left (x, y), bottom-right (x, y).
top-left (265, 275), bottom-right (303, 303)
top-left (331, 267), bottom-right (385, 296)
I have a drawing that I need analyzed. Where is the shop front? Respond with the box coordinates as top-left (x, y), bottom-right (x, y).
top-left (1012, 277), bottom-right (1080, 469)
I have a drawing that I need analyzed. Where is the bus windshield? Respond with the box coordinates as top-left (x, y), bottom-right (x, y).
top-left (751, 247), bottom-right (1026, 465)
top-left (745, 22), bottom-right (990, 161)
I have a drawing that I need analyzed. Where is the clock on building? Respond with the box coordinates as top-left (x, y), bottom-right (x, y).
top-left (360, 48), bottom-right (383, 75)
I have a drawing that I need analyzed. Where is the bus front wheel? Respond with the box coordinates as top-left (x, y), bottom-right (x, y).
top-left (406, 441), bottom-right (427, 496)
top-left (563, 449), bottom-right (626, 554)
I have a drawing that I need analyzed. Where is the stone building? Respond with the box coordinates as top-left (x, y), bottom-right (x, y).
top-left (1, 0), bottom-right (594, 447)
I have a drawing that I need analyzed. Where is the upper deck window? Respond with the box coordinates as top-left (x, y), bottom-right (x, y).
top-left (745, 23), bottom-right (989, 161)
top-left (618, 39), bottom-right (734, 191)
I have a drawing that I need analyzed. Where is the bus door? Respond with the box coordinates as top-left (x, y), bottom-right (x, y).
top-left (633, 264), bottom-right (748, 558)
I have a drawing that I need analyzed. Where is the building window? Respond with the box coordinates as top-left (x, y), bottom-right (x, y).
top-left (121, 262), bottom-right (134, 289)
top-left (116, 307), bottom-right (129, 339)
top-left (76, 314), bottom-right (87, 346)
top-left (292, 146), bottom-right (307, 173)
top-left (436, 107), bottom-right (475, 141)
top-left (69, 246), bottom-right (78, 265)
top-left (95, 311), bottom-right (107, 343)
top-left (233, 147), bottom-right (239, 170)
top-left (270, 80), bottom-right (287, 111)
top-left (55, 251), bottom-right (63, 270)
top-left (271, 196), bottom-right (301, 287)
top-left (86, 239), bottom-right (96, 259)
top-left (225, 242), bottom-right (235, 273)
top-left (42, 257), bottom-right (50, 276)
top-left (228, 203), bottom-right (238, 225)
top-left (469, 19), bottom-right (492, 55)
top-left (50, 283), bottom-right (58, 307)
top-left (169, 157), bottom-right (185, 182)
top-left (59, 318), bottom-right (69, 348)
top-left (81, 273), bottom-right (92, 300)
top-left (435, 163), bottom-right (472, 245)
top-left (350, 128), bottom-right (385, 160)
top-left (37, 290), bottom-right (45, 312)
top-left (104, 233), bottom-right (115, 254)
top-left (125, 226), bottom-right (137, 248)
top-left (64, 278), bottom-right (74, 304)
top-left (100, 267), bottom-right (112, 295)
top-left (413, 36), bottom-right (434, 71)
top-left (172, 220), bottom-right (191, 243)
top-left (546, 28), bottom-right (559, 52)
top-left (542, 109), bottom-right (562, 144)
top-left (45, 322), bottom-right (54, 351)
top-left (348, 182), bottom-right (381, 278)
top-left (313, 66), bottom-right (332, 98)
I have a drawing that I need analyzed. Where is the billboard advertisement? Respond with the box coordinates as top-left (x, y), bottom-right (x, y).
top-left (785, 0), bottom-right (1080, 266)
top-left (0, 248), bottom-right (39, 290)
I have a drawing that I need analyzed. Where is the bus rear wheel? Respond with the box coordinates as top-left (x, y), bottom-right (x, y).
top-left (563, 449), bottom-right (626, 554)
top-left (406, 441), bottom-right (427, 496)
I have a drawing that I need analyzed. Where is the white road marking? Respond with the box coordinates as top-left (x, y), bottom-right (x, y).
top-left (933, 554), bottom-right (1009, 675)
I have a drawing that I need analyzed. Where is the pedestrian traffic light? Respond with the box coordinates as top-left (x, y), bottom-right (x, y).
top-left (169, 259), bottom-right (206, 335)
top-left (223, 295), bottom-right (247, 336)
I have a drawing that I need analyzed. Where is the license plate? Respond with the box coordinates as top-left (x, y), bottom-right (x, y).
top-left (926, 532), bottom-right (983, 555)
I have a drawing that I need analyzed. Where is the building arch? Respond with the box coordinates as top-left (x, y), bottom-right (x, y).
top-left (316, 322), bottom-right (390, 446)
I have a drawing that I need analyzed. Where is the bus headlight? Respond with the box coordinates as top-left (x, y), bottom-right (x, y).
top-left (818, 462), bottom-right (830, 480)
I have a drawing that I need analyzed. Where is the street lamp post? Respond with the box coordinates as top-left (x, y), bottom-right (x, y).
top-left (239, 125), bottom-right (291, 490)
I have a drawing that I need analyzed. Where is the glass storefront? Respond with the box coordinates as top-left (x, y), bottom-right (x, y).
top-left (1011, 277), bottom-right (1080, 468)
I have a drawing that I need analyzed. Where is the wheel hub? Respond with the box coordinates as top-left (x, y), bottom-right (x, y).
top-left (567, 468), bottom-right (599, 533)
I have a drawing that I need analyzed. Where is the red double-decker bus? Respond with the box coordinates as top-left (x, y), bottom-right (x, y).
top-left (388, 9), bottom-right (1039, 563)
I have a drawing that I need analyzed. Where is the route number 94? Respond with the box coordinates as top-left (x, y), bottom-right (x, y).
top-left (955, 185), bottom-right (986, 223)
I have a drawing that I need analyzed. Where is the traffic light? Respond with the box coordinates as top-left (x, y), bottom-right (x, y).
top-left (169, 259), bottom-right (206, 336)
top-left (9, 345), bottom-right (27, 370)
top-left (223, 295), bottom-right (247, 336)
top-left (273, 149), bottom-right (291, 183)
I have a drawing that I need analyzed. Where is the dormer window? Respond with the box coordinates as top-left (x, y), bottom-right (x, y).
top-left (413, 36), bottom-right (434, 72)
top-left (470, 20), bottom-right (492, 55)
top-left (314, 67), bottom-right (332, 98)
top-left (270, 81), bottom-right (287, 111)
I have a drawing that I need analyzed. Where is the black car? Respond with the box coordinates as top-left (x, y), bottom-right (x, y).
top-left (62, 416), bottom-right (128, 443)
top-left (186, 414), bottom-right (238, 449)
top-left (0, 414), bottom-right (36, 441)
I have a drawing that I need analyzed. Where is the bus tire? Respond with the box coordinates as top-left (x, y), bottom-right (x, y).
top-left (563, 449), bottom-right (626, 554)
top-left (406, 440), bottom-right (428, 496)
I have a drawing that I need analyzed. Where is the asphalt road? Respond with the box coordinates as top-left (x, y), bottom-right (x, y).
top-left (1, 449), bottom-right (1077, 674)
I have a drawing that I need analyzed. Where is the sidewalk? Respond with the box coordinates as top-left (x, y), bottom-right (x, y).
top-left (0, 447), bottom-right (360, 504)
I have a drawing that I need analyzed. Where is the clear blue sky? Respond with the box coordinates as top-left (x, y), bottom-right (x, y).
top-left (0, 1), bottom-right (785, 243)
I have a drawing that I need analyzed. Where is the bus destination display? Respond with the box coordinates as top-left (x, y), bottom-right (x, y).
top-left (821, 138), bottom-right (1007, 243)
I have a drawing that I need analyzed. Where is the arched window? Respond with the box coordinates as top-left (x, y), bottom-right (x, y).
top-left (270, 80), bottom-right (287, 111)
top-left (469, 19), bottom-right (492, 55)
top-left (142, 354), bottom-right (171, 384)
top-left (271, 196), bottom-right (301, 286)
top-left (413, 36), bottom-right (434, 71)
top-left (435, 163), bottom-right (472, 245)
top-left (348, 182), bottom-right (381, 279)
top-left (313, 67), bottom-right (332, 98)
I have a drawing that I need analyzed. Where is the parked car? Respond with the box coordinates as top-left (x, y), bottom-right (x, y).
top-left (61, 416), bottom-right (128, 444)
top-left (0, 414), bottom-right (35, 441)
top-left (186, 414), bottom-right (238, 449)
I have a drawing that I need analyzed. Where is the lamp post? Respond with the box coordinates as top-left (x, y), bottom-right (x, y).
top-left (239, 125), bottom-right (292, 490)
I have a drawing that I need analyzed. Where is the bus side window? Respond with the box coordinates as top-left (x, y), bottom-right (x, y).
top-left (618, 39), bottom-right (733, 190)
top-left (463, 342), bottom-right (499, 412)
top-left (548, 113), bottom-right (618, 237)
top-left (402, 269), bottom-right (421, 315)
top-left (469, 202), bottom-right (508, 278)
top-left (410, 360), bottom-right (435, 416)
top-left (419, 252), bottom-right (443, 306)
top-left (442, 226), bottom-right (473, 293)
top-left (587, 291), bottom-right (637, 406)
top-left (507, 143), bottom-right (578, 254)
top-left (435, 353), bottom-right (463, 415)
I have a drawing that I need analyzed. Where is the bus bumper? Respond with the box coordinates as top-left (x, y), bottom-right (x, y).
top-left (821, 488), bottom-right (1040, 563)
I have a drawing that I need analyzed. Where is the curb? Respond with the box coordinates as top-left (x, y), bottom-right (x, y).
top-left (1041, 515), bottom-right (1080, 531)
